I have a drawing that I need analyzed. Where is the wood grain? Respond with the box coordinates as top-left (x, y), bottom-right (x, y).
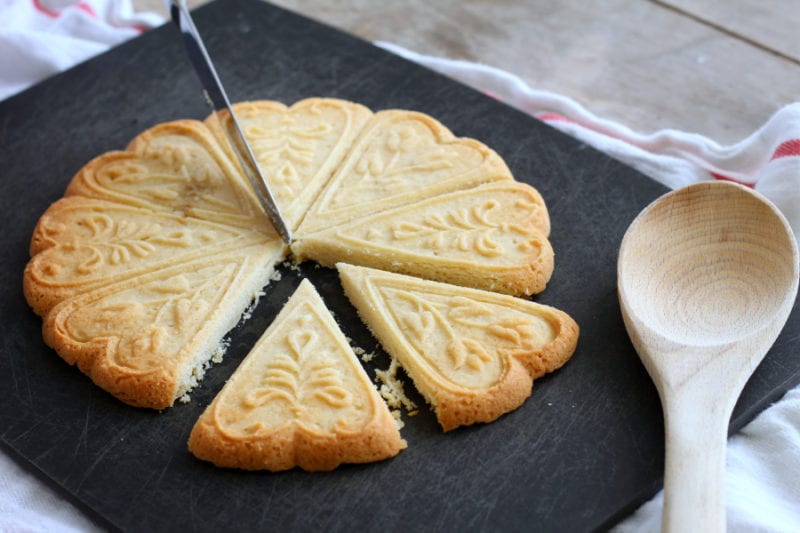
top-left (659, 0), bottom-right (800, 63)
top-left (618, 182), bottom-right (799, 532)
top-left (136, 0), bottom-right (800, 144)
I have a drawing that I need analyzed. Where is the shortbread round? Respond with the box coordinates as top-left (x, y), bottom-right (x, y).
top-left (24, 98), bottom-right (576, 469)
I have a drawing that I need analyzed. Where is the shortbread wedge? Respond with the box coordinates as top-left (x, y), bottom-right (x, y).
top-left (24, 196), bottom-right (274, 317)
top-left (26, 120), bottom-right (287, 408)
top-left (293, 181), bottom-right (553, 296)
top-left (205, 98), bottom-right (373, 230)
top-left (296, 109), bottom-right (513, 236)
top-left (189, 279), bottom-right (406, 471)
top-left (65, 120), bottom-right (271, 230)
top-left (338, 263), bottom-right (579, 431)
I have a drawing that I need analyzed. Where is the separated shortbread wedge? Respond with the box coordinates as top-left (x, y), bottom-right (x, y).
top-left (189, 279), bottom-right (406, 471)
top-left (338, 263), bottom-right (579, 431)
top-left (294, 181), bottom-right (553, 296)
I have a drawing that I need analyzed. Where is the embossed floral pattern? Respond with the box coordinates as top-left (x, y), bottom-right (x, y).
top-left (388, 288), bottom-right (550, 382)
top-left (62, 266), bottom-right (232, 372)
top-left (378, 200), bottom-right (505, 257)
top-left (74, 125), bottom-right (256, 223)
top-left (244, 330), bottom-right (351, 418)
top-left (219, 99), bottom-right (372, 230)
top-left (245, 119), bottom-right (333, 197)
top-left (322, 183), bottom-right (550, 276)
top-left (213, 295), bottom-right (375, 438)
top-left (345, 123), bottom-right (456, 197)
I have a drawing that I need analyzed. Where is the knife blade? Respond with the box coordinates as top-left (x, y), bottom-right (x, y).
top-left (170, 0), bottom-right (292, 244)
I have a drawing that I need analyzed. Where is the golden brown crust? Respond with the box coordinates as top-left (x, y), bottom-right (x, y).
top-left (65, 120), bottom-right (269, 229)
top-left (189, 419), bottom-right (406, 472)
top-left (188, 280), bottom-right (406, 471)
top-left (337, 263), bottom-right (579, 431)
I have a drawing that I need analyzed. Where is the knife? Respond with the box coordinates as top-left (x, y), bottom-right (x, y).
top-left (170, 0), bottom-right (292, 244)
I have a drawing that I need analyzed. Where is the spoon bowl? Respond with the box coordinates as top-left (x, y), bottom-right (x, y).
top-left (618, 181), bottom-right (798, 532)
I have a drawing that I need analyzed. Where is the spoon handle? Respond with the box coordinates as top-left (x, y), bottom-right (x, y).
top-left (661, 384), bottom-right (732, 533)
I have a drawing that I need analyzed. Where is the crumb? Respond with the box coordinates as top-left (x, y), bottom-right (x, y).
top-left (346, 338), bottom-right (376, 363)
top-left (180, 345), bottom-right (226, 405)
top-left (270, 270), bottom-right (282, 282)
top-left (280, 258), bottom-right (301, 273)
top-left (241, 288), bottom-right (266, 321)
top-left (374, 359), bottom-right (417, 411)
top-left (391, 409), bottom-right (405, 430)
top-left (212, 339), bottom-right (229, 364)
top-left (353, 345), bottom-right (377, 363)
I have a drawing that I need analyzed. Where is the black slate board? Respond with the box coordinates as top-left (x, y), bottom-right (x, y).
top-left (1, 1), bottom-right (798, 531)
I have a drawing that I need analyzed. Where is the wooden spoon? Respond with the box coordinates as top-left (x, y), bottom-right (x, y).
top-left (617, 181), bottom-right (799, 532)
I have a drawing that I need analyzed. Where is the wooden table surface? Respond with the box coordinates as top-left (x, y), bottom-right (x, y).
top-left (138, 0), bottom-right (799, 145)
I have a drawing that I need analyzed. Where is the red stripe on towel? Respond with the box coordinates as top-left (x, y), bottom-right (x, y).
top-left (709, 171), bottom-right (755, 189)
top-left (75, 2), bottom-right (97, 18)
top-left (32, 0), bottom-right (58, 17)
top-left (537, 112), bottom-right (573, 124)
top-left (33, 0), bottom-right (98, 19)
top-left (771, 139), bottom-right (800, 160)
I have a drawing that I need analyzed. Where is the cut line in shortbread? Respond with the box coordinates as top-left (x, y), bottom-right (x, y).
top-left (205, 98), bottom-right (372, 231)
top-left (295, 109), bottom-right (513, 235)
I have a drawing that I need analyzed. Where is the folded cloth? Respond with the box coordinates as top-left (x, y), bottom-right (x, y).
top-left (376, 42), bottom-right (800, 240)
top-left (0, 450), bottom-right (100, 532)
top-left (2, 4), bottom-right (799, 530)
top-left (375, 42), bottom-right (800, 532)
top-left (1, 2), bottom-right (163, 531)
top-left (0, 0), bottom-right (163, 101)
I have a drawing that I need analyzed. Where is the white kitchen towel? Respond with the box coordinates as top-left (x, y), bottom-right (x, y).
top-left (2, 3), bottom-right (800, 531)
top-left (376, 41), bottom-right (800, 241)
top-left (0, 450), bottom-right (100, 532)
top-left (0, 0), bottom-right (163, 101)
